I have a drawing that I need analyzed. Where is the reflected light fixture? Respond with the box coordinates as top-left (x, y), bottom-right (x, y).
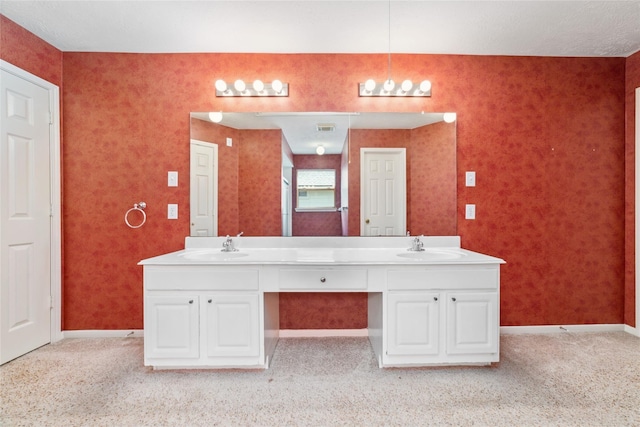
top-left (359, 1), bottom-right (431, 97)
top-left (215, 79), bottom-right (288, 97)
top-left (208, 111), bottom-right (223, 123)
top-left (443, 112), bottom-right (457, 123)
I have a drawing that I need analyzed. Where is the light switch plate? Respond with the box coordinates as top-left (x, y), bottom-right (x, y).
top-left (465, 204), bottom-right (476, 220)
top-left (168, 204), bottom-right (178, 219)
top-left (168, 171), bottom-right (178, 187)
top-left (465, 171), bottom-right (476, 187)
top-left (226, 137), bottom-right (233, 147)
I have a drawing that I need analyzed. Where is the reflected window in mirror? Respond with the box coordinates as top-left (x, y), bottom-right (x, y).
top-left (296, 169), bottom-right (336, 210)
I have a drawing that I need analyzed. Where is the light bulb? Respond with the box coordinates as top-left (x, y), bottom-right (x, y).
top-left (364, 79), bottom-right (376, 92)
top-left (253, 80), bottom-right (264, 92)
top-left (316, 146), bottom-right (325, 155)
top-left (214, 79), bottom-right (227, 92)
top-left (234, 79), bottom-right (246, 92)
top-left (272, 79), bottom-right (283, 93)
top-left (209, 112), bottom-right (223, 123)
top-left (401, 79), bottom-right (413, 92)
top-left (383, 79), bottom-right (395, 92)
top-left (443, 112), bottom-right (457, 123)
top-left (419, 80), bottom-right (432, 93)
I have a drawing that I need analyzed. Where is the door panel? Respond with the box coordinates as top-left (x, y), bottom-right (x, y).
top-left (387, 292), bottom-right (439, 356)
top-left (361, 148), bottom-right (406, 236)
top-left (190, 140), bottom-right (217, 236)
top-left (1, 69), bottom-right (51, 364)
top-left (446, 292), bottom-right (498, 355)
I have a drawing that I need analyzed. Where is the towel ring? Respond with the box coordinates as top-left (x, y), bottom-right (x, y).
top-left (125, 202), bottom-right (147, 229)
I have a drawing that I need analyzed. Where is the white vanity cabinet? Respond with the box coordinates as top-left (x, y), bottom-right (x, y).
top-left (380, 265), bottom-right (500, 367)
top-left (140, 236), bottom-right (505, 370)
top-left (143, 266), bottom-right (264, 369)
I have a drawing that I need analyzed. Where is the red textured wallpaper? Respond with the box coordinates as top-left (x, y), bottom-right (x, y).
top-left (625, 50), bottom-right (640, 327)
top-left (3, 18), bottom-right (634, 330)
top-left (60, 53), bottom-right (627, 330)
top-left (0, 16), bottom-right (62, 86)
top-left (238, 129), bottom-right (282, 236)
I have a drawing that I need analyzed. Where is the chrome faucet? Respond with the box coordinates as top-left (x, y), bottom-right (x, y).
top-left (410, 235), bottom-right (425, 252)
top-left (221, 235), bottom-right (238, 252)
top-left (221, 232), bottom-right (243, 252)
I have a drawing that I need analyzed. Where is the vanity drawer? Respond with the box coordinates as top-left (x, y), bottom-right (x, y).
top-left (279, 268), bottom-right (367, 290)
top-left (387, 268), bottom-right (498, 291)
top-left (144, 266), bottom-right (259, 291)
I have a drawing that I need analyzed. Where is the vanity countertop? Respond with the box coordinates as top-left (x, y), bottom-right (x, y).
top-left (139, 236), bottom-right (505, 266)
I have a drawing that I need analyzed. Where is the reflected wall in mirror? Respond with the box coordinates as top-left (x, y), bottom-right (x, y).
top-left (190, 112), bottom-right (456, 237)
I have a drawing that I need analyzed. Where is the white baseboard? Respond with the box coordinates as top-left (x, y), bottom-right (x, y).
top-left (500, 324), bottom-right (625, 335)
top-left (279, 329), bottom-right (369, 338)
top-left (623, 324), bottom-right (639, 336)
top-left (59, 324), bottom-right (638, 340)
top-left (62, 330), bottom-right (144, 339)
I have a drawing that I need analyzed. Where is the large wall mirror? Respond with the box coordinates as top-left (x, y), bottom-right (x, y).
top-left (190, 112), bottom-right (457, 237)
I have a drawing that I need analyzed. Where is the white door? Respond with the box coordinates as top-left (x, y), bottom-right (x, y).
top-left (0, 69), bottom-right (52, 364)
top-left (361, 148), bottom-right (406, 236)
top-left (190, 140), bottom-right (217, 236)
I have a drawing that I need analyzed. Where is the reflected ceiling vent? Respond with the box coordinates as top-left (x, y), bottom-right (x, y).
top-left (316, 123), bottom-right (335, 132)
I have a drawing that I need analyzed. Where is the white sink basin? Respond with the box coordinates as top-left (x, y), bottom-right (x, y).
top-left (179, 250), bottom-right (249, 261)
top-left (397, 249), bottom-right (465, 260)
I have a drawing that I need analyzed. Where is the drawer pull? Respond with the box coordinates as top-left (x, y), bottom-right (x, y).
top-left (434, 297), bottom-right (438, 302)
top-left (208, 299), bottom-right (212, 303)
top-left (451, 297), bottom-right (457, 302)
top-left (188, 300), bottom-right (194, 304)
top-left (320, 277), bottom-right (326, 283)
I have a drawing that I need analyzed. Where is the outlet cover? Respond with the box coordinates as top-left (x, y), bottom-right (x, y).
top-left (465, 204), bottom-right (476, 220)
top-left (465, 171), bottom-right (476, 187)
top-left (168, 171), bottom-right (178, 187)
top-left (168, 204), bottom-right (178, 219)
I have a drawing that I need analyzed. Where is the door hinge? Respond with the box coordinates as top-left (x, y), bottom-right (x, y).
top-left (50, 204), bottom-right (54, 217)
top-left (49, 112), bottom-right (53, 124)
top-left (49, 295), bottom-right (54, 309)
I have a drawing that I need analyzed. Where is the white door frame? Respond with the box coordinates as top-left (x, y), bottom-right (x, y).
top-left (636, 87), bottom-right (640, 336)
top-left (1, 60), bottom-right (62, 343)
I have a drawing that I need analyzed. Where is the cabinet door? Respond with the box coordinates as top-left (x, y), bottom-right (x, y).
top-left (145, 295), bottom-right (199, 359)
top-left (205, 293), bottom-right (260, 358)
top-left (446, 292), bottom-right (498, 355)
top-left (387, 292), bottom-right (440, 356)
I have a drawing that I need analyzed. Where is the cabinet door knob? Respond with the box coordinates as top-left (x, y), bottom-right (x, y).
top-left (208, 299), bottom-right (212, 303)
top-left (320, 277), bottom-right (326, 283)
top-left (365, 219), bottom-right (370, 224)
top-left (434, 297), bottom-right (438, 301)
top-left (188, 300), bottom-right (194, 304)
top-left (451, 297), bottom-right (457, 302)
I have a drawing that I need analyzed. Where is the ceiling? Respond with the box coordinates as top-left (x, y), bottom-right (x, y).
top-left (2, 1), bottom-right (640, 57)
top-left (191, 112), bottom-right (445, 154)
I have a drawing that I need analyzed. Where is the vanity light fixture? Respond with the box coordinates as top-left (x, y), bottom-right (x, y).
top-left (358, 1), bottom-right (431, 97)
top-left (316, 146), bottom-right (325, 155)
top-left (215, 79), bottom-right (288, 97)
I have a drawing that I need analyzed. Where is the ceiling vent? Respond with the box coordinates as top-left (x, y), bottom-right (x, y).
top-left (316, 123), bottom-right (335, 132)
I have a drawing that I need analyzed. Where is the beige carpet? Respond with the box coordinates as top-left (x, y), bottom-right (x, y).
top-left (1, 332), bottom-right (639, 426)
